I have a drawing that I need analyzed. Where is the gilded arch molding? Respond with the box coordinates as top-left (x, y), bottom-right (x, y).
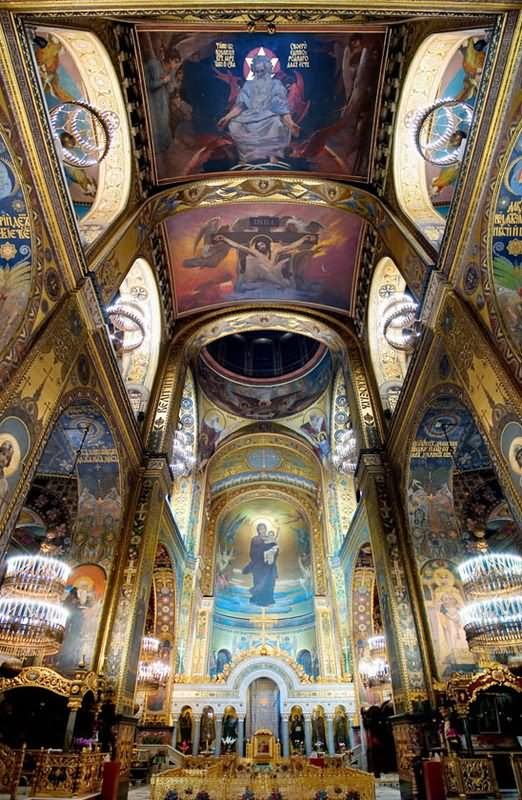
top-left (146, 307), bottom-right (384, 462)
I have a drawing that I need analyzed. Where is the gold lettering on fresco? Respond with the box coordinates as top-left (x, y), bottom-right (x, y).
top-left (410, 440), bottom-right (458, 457)
top-left (493, 201), bottom-right (522, 237)
top-left (0, 213), bottom-right (30, 240)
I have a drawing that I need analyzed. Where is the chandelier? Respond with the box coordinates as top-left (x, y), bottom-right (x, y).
top-left (0, 554), bottom-right (70, 657)
top-left (358, 656), bottom-right (390, 687)
top-left (411, 98), bottom-right (473, 166)
top-left (382, 294), bottom-right (420, 353)
top-left (141, 636), bottom-right (160, 656)
top-left (49, 100), bottom-right (119, 168)
top-left (171, 427), bottom-right (196, 479)
top-left (332, 426), bottom-right (357, 475)
top-left (106, 304), bottom-right (146, 352)
top-left (458, 552), bottom-right (522, 655)
top-left (368, 635), bottom-right (386, 658)
top-left (137, 659), bottom-right (170, 690)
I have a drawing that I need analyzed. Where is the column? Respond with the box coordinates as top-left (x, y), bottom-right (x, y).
top-left (304, 714), bottom-right (313, 756)
top-left (192, 714), bottom-right (201, 755)
top-left (281, 715), bottom-right (290, 758)
top-left (171, 720), bottom-right (178, 749)
top-left (237, 715), bottom-right (245, 757)
top-left (326, 715), bottom-right (335, 755)
top-left (63, 709), bottom-right (78, 750)
top-left (214, 715), bottom-right (223, 755)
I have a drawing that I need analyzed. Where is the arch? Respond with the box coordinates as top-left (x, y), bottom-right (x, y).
top-left (228, 656), bottom-right (301, 706)
top-left (393, 29), bottom-right (488, 247)
top-left (169, 367), bottom-right (199, 551)
top-left (31, 27), bottom-right (131, 247)
top-left (111, 258), bottom-right (162, 417)
top-left (367, 257), bottom-right (408, 414)
top-left (406, 390), bottom-right (522, 678)
top-left (5, 397), bottom-right (122, 674)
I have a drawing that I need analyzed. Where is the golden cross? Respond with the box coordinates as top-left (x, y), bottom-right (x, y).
top-left (252, 608), bottom-right (279, 643)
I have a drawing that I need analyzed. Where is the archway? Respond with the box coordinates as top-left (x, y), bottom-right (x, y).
top-left (407, 392), bottom-right (522, 678)
top-left (6, 400), bottom-right (122, 674)
top-left (247, 676), bottom-right (280, 740)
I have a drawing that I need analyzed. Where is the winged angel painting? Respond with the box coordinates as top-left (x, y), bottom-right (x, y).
top-left (165, 203), bottom-right (364, 314)
top-left (137, 30), bottom-right (386, 181)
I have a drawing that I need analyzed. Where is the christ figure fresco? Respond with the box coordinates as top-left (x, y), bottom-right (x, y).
top-left (217, 54), bottom-right (300, 165)
top-left (242, 521), bottom-right (279, 605)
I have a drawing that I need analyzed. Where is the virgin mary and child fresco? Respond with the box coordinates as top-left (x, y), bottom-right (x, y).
top-left (242, 521), bottom-right (279, 606)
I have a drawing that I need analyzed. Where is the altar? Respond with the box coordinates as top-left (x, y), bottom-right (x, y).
top-left (151, 749), bottom-right (375, 800)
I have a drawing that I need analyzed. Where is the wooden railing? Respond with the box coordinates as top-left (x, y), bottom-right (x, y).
top-left (0, 743), bottom-right (25, 800)
top-left (442, 755), bottom-right (501, 799)
top-left (31, 749), bottom-right (105, 797)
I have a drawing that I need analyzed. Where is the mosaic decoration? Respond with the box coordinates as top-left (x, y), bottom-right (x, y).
top-left (490, 125), bottom-right (522, 354)
top-left (169, 369), bottom-right (199, 549)
top-left (211, 494), bottom-right (317, 672)
top-left (0, 129), bottom-right (32, 356)
top-left (164, 202), bottom-right (364, 316)
top-left (137, 30), bottom-right (386, 182)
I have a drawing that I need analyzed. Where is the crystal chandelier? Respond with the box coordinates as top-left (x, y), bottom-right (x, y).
top-left (332, 426), bottom-right (357, 475)
top-left (358, 656), bottom-right (390, 687)
top-left (106, 304), bottom-right (146, 352)
top-left (458, 552), bottom-right (522, 655)
top-left (368, 635), bottom-right (386, 658)
top-left (0, 554), bottom-right (70, 657)
top-left (171, 427), bottom-right (196, 479)
top-left (382, 294), bottom-right (420, 353)
top-left (49, 100), bottom-right (119, 167)
top-left (137, 659), bottom-right (170, 689)
top-left (141, 636), bottom-right (160, 656)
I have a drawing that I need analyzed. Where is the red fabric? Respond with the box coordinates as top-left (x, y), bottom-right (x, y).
top-left (423, 760), bottom-right (445, 800)
top-left (101, 760), bottom-right (120, 800)
top-left (309, 757), bottom-right (325, 767)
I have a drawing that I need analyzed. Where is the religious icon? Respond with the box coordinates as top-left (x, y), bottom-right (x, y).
top-left (242, 520), bottom-right (279, 606)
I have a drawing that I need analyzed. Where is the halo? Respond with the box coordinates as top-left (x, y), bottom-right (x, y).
top-left (254, 518), bottom-right (271, 533)
top-left (508, 436), bottom-right (522, 476)
top-left (0, 433), bottom-right (22, 477)
top-left (203, 409), bottom-right (225, 430)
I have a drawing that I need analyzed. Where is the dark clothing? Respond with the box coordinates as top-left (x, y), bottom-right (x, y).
top-left (242, 534), bottom-right (278, 606)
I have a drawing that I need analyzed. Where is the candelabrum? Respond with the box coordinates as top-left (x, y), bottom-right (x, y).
top-left (458, 549), bottom-right (522, 655)
top-left (358, 656), bottom-right (390, 688)
top-left (0, 554), bottom-right (71, 657)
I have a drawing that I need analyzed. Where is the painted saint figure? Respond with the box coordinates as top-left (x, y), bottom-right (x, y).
top-left (217, 54), bottom-right (300, 165)
top-left (242, 521), bottom-right (279, 606)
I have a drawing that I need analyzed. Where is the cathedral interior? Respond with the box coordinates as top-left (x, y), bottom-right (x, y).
top-left (0, 1), bottom-right (521, 800)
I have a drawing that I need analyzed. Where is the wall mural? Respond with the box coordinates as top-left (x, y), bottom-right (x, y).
top-left (137, 30), bottom-right (386, 182)
top-left (427, 33), bottom-right (489, 218)
top-left (196, 347), bottom-right (332, 420)
top-left (407, 393), bottom-right (522, 677)
top-left (31, 30), bottom-right (99, 219)
top-left (211, 494), bottom-right (317, 674)
top-left (490, 125), bottom-right (522, 354)
top-left (0, 415), bottom-right (31, 522)
top-left (198, 385), bottom-right (330, 465)
top-left (165, 203), bottom-right (364, 315)
top-left (7, 402), bottom-right (121, 673)
top-left (0, 129), bottom-right (32, 355)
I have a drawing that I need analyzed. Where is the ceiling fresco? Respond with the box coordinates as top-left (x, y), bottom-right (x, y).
top-left (164, 201), bottom-right (365, 315)
top-left (137, 28), bottom-right (386, 183)
top-left (197, 346), bottom-right (332, 420)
